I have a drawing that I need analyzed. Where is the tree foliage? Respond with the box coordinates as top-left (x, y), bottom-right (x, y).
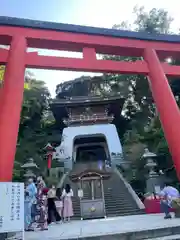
top-left (13, 71), bottom-right (54, 180)
top-left (134, 6), bottom-right (173, 34)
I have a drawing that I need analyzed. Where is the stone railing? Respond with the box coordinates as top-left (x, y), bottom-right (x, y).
top-left (115, 168), bottom-right (145, 210)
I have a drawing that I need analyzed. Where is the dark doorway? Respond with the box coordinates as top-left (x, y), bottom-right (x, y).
top-left (74, 135), bottom-right (109, 163)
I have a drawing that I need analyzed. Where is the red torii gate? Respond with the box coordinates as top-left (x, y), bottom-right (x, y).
top-left (0, 17), bottom-right (180, 182)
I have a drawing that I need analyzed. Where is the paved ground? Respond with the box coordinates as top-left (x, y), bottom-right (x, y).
top-left (23, 214), bottom-right (180, 240)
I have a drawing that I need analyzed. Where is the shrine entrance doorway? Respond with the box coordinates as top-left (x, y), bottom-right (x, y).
top-left (78, 172), bottom-right (106, 219)
top-left (73, 134), bottom-right (111, 171)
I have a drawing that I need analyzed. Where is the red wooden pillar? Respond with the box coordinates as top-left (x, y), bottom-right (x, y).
top-left (0, 87), bottom-right (2, 108)
top-left (47, 153), bottom-right (53, 169)
top-left (0, 35), bottom-right (26, 182)
top-left (144, 48), bottom-right (180, 179)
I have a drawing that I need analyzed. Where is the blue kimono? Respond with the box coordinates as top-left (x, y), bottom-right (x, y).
top-left (24, 183), bottom-right (37, 230)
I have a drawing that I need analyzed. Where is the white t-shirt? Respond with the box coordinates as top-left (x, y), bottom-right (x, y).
top-left (62, 189), bottom-right (73, 198)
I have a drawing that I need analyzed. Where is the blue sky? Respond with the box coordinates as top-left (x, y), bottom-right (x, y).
top-left (1, 0), bottom-right (180, 96)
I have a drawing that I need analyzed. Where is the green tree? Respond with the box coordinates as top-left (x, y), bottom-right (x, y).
top-left (13, 72), bottom-right (54, 180)
top-left (134, 6), bottom-right (173, 34)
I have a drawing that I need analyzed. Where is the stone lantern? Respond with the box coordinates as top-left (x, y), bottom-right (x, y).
top-left (21, 157), bottom-right (38, 179)
top-left (142, 148), bottom-right (161, 194)
top-left (143, 148), bottom-right (157, 176)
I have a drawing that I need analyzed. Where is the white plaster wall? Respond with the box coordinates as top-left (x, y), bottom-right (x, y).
top-left (56, 124), bottom-right (122, 161)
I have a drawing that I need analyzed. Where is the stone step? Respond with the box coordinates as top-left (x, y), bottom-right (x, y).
top-left (63, 225), bottom-right (180, 240)
top-left (104, 200), bottom-right (134, 204)
top-left (105, 202), bottom-right (137, 207)
top-left (104, 200), bottom-right (134, 203)
top-left (106, 206), bottom-right (142, 210)
top-left (106, 210), bottom-right (142, 215)
top-left (104, 193), bottom-right (130, 196)
top-left (107, 211), bottom-right (143, 216)
top-left (149, 235), bottom-right (180, 240)
top-left (24, 214), bottom-right (180, 240)
top-left (105, 206), bottom-right (139, 210)
top-left (106, 209), bottom-right (140, 214)
top-left (104, 199), bottom-right (137, 204)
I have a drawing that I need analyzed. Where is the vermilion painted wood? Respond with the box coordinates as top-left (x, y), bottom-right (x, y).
top-left (1, 49), bottom-right (180, 76)
top-left (144, 48), bottom-right (180, 179)
top-left (0, 18), bottom-right (180, 181)
top-left (1, 26), bottom-right (180, 58)
top-left (0, 36), bottom-right (26, 181)
top-left (26, 55), bottom-right (149, 74)
top-left (0, 48), bottom-right (8, 63)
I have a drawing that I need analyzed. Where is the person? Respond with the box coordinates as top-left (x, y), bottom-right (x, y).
top-left (31, 179), bottom-right (38, 224)
top-left (47, 185), bottom-right (61, 224)
top-left (37, 176), bottom-right (46, 188)
top-left (61, 184), bottom-right (74, 222)
top-left (24, 188), bottom-right (32, 231)
top-left (36, 181), bottom-right (48, 231)
top-left (24, 178), bottom-right (37, 231)
top-left (55, 188), bottom-right (63, 218)
top-left (160, 184), bottom-right (179, 219)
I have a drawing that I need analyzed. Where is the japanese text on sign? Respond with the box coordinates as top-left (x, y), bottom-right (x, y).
top-left (0, 183), bottom-right (24, 233)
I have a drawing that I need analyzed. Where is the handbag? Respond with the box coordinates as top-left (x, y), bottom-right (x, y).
top-left (55, 200), bottom-right (63, 208)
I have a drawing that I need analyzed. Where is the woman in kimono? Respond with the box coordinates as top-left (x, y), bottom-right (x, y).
top-left (24, 178), bottom-right (37, 231)
top-left (24, 189), bottom-right (32, 231)
top-left (36, 181), bottom-right (48, 231)
top-left (61, 184), bottom-right (74, 222)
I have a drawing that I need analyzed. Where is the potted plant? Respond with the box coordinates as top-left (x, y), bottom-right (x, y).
top-left (171, 198), bottom-right (180, 218)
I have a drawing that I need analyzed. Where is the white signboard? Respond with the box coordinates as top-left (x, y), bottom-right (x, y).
top-left (0, 182), bottom-right (24, 233)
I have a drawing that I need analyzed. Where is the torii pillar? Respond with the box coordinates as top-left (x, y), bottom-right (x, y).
top-left (144, 48), bottom-right (180, 179)
top-left (0, 36), bottom-right (26, 182)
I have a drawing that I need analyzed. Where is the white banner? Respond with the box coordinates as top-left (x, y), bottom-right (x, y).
top-left (0, 182), bottom-right (24, 233)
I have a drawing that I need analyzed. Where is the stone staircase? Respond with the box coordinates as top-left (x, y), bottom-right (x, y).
top-left (103, 170), bottom-right (145, 217)
top-left (62, 163), bottom-right (144, 219)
